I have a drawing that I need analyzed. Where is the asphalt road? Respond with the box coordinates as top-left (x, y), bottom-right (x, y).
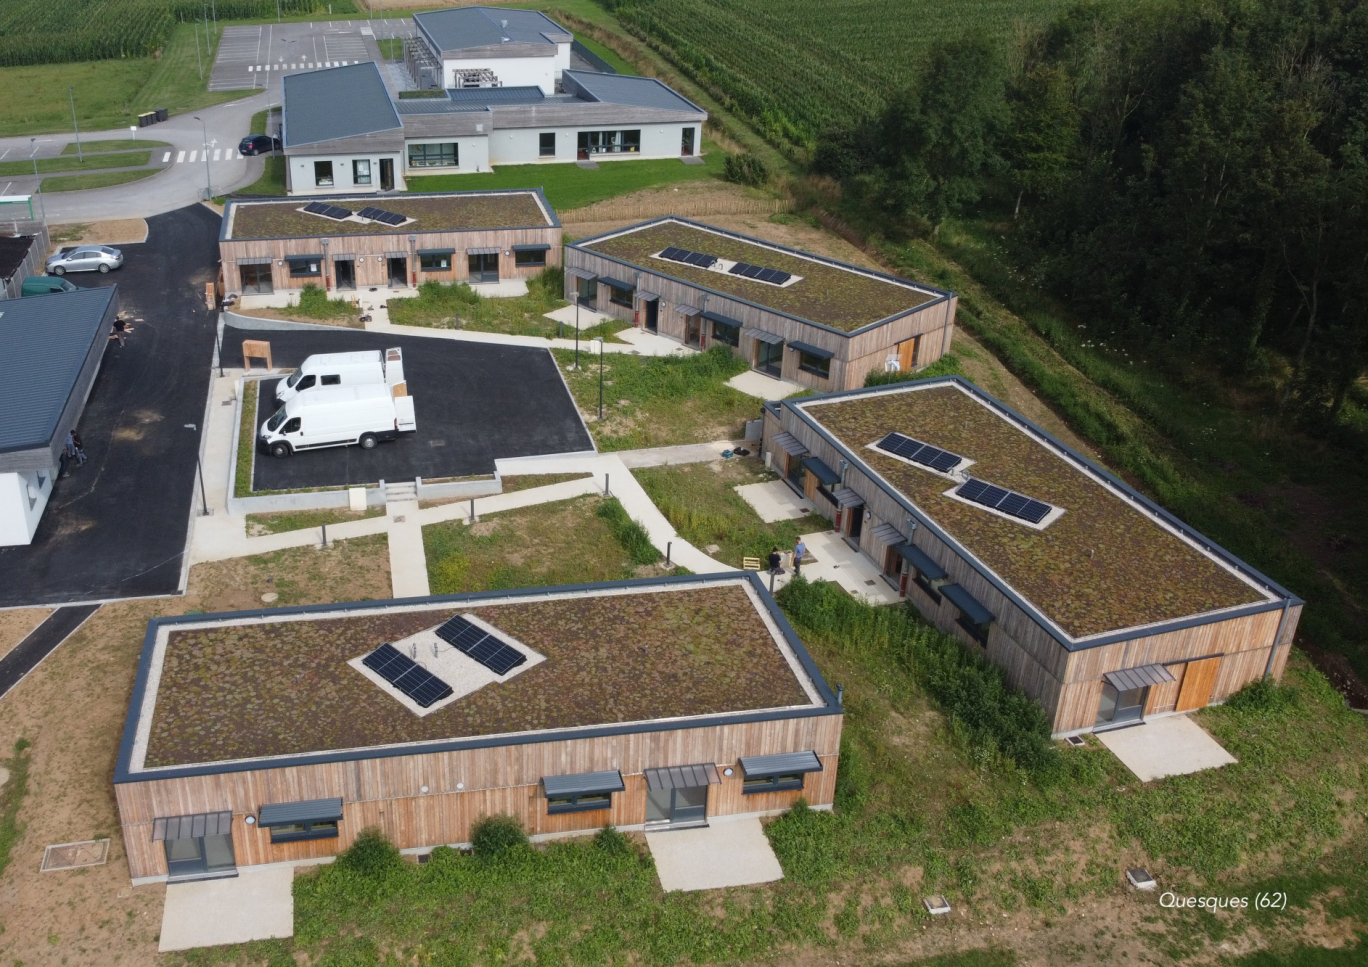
top-left (225, 325), bottom-right (594, 490)
top-left (0, 206), bottom-right (221, 606)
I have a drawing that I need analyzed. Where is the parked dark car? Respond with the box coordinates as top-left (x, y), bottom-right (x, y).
top-left (238, 134), bottom-right (281, 156)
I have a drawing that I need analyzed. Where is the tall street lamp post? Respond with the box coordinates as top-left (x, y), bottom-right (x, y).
top-left (68, 88), bottom-right (82, 161)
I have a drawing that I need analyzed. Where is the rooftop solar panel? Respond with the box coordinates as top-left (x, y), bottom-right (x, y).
top-left (360, 643), bottom-right (454, 707)
top-left (660, 246), bottom-right (688, 261)
top-left (875, 432), bottom-right (964, 474)
top-left (436, 615), bottom-right (528, 676)
top-left (728, 262), bottom-right (755, 276)
top-left (957, 478), bottom-right (1055, 525)
top-left (357, 206), bottom-right (382, 220)
top-left (303, 201), bottom-right (329, 215)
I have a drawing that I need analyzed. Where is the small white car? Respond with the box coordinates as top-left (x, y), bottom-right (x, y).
top-left (45, 245), bottom-right (123, 276)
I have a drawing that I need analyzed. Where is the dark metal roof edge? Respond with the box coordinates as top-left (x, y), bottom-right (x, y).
top-left (114, 571), bottom-right (840, 784)
top-left (566, 216), bottom-right (954, 336)
top-left (781, 376), bottom-right (1302, 650)
top-left (561, 69), bottom-right (710, 116)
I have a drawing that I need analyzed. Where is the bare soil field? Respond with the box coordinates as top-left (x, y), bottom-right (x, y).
top-left (0, 608), bottom-right (53, 661)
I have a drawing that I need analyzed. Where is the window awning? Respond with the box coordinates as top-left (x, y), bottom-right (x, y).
top-left (258, 797), bottom-right (343, 827)
top-left (566, 268), bottom-right (597, 281)
top-left (789, 340), bottom-right (834, 360)
top-left (286, 253), bottom-right (323, 261)
top-left (637, 290), bottom-right (659, 302)
top-left (896, 542), bottom-right (947, 580)
top-left (467, 246), bottom-right (500, 255)
top-left (416, 248), bottom-right (454, 256)
top-left (870, 522), bottom-right (905, 547)
top-left (599, 275), bottom-right (634, 291)
top-left (1104, 664), bottom-right (1176, 692)
top-left (645, 763), bottom-right (721, 790)
top-left (152, 811), bottom-right (232, 841)
top-left (329, 252), bottom-right (355, 260)
top-left (940, 583), bottom-right (994, 626)
top-left (702, 310), bottom-right (742, 328)
top-left (830, 487), bottom-right (863, 509)
top-left (675, 304), bottom-right (701, 316)
top-left (512, 243), bottom-right (551, 252)
top-left (235, 256), bottom-right (273, 265)
top-left (771, 432), bottom-right (808, 457)
top-left (543, 770), bottom-right (626, 798)
top-left (739, 750), bottom-right (823, 777)
top-left (802, 456), bottom-right (841, 486)
top-left (745, 327), bottom-right (785, 345)
top-left (384, 250), bottom-right (410, 258)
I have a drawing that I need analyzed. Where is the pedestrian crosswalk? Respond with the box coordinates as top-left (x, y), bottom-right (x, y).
top-left (247, 60), bottom-right (357, 72)
top-left (165, 148), bottom-right (243, 165)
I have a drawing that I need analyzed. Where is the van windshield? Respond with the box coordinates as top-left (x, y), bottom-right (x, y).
top-left (265, 407), bottom-right (289, 431)
top-left (285, 371), bottom-right (302, 388)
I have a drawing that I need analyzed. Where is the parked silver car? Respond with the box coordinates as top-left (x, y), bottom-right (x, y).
top-left (45, 245), bottom-right (124, 276)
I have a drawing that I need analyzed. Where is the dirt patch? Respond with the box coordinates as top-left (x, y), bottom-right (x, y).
top-left (47, 219), bottom-right (147, 251)
top-left (0, 608), bottom-right (53, 661)
top-left (185, 532), bottom-right (392, 611)
top-left (1299, 639), bottom-right (1368, 709)
top-left (230, 305), bottom-right (364, 329)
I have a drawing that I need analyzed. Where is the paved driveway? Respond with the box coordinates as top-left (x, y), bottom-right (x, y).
top-left (225, 324), bottom-right (594, 491)
top-left (209, 20), bottom-right (412, 93)
top-left (0, 206), bottom-right (220, 606)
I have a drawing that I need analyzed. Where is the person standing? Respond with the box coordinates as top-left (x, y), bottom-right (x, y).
top-left (71, 431), bottom-right (87, 465)
top-left (793, 538), bottom-right (806, 576)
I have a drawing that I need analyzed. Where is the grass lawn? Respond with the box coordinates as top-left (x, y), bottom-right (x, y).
top-left (245, 507), bottom-right (384, 537)
top-left (186, 533), bottom-right (392, 611)
top-left (423, 493), bottom-right (671, 594)
top-left (573, 33), bottom-right (637, 74)
top-left (0, 24), bottom-right (248, 137)
top-left (555, 343), bottom-right (756, 450)
top-left (0, 150), bottom-right (149, 177)
top-left (61, 138), bottom-right (168, 155)
top-left (406, 143), bottom-right (723, 211)
top-left (40, 169), bottom-right (158, 192)
top-left (632, 457), bottom-right (829, 568)
top-left (386, 272), bottom-right (628, 341)
top-left (376, 37), bottom-right (403, 60)
top-left (500, 472), bottom-right (593, 493)
top-left (234, 154), bottom-right (287, 196)
top-left (234, 380), bottom-right (259, 499)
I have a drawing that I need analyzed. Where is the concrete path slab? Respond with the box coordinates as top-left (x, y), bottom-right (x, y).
top-left (386, 499), bottom-right (429, 597)
top-left (647, 817), bottom-right (783, 892)
top-left (725, 370), bottom-right (804, 400)
top-left (159, 866), bottom-right (294, 951)
top-left (735, 479), bottom-right (815, 523)
top-left (470, 279), bottom-right (529, 298)
top-left (776, 530), bottom-right (902, 605)
top-left (1096, 714), bottom-right (1237, 782)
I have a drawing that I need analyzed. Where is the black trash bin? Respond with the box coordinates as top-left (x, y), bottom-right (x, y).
top-left (138, 112), bottom-right (156, 128)
top-left (155, 107), bottom-right (168, 122)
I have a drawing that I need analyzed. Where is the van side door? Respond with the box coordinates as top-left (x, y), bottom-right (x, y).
top-left (282, 416), bottom-right (304, 448)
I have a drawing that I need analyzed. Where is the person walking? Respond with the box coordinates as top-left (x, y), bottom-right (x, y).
top-left (793, 538), bottom-right (806, 576)
top-left (71, 430), bottom-right (87, 465)
top-left (110, 315), bottom-right (131, 347)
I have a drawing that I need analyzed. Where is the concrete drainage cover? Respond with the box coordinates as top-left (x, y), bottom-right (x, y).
top-left (41, 839), bottom-right (110, 872)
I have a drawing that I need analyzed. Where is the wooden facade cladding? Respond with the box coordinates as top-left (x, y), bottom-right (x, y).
top-left (118, 715), bottom-right (842, 880)
top-left (763, 382), bottom-right (1302, 735)
top-left (562, 246), bottom-right (955, 392)
top-left (220, 225), bottom-right (562, 294)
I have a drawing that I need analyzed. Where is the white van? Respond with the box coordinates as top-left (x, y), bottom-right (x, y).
top-left (275, 347), bottom-right (405, 404)
top-left (259, 384), bottom-right (417, 458)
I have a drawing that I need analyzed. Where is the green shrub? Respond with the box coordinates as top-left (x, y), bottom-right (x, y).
top-left (334, 827), bottom-right (404, 880)
top-left (294, 282), bottom-right (355, 320)
top-left (1223, 675), bottom-right (1300, 715)
top-left (777, 577), bottom-right (1059, 776)
top-left (723, 153), bottom-right (769, 187)
top-left (592, 824), bottom-right (635, 856)
top-left (864, 351), bottom-right (964, 387)
top-left (470, 814), bottom-right (529, 858)
top-left (595, 498), bottom-right (661, 565)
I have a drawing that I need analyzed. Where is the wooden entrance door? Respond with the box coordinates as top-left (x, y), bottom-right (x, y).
top-left (897, 336), bottom-right (921, 371)
top-left (803, 468), bottom-right (819, 502)
top-left (1175, 656), bottom-right (1222, 711)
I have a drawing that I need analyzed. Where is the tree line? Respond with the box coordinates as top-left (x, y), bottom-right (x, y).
top-left (813, 0), bottom-right (1368, 423)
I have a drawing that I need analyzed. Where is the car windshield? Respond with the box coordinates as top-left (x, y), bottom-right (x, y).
top-left (285, 371), bottom-right (302, 388)
top-left (265, 407), bottom-right (289, 431)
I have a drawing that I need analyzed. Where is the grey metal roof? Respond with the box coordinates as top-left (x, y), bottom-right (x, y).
top-left (870, 522), bottom-right (904, 546)
top-left (1104, 664), bottom-right (1176, 691)
top-left (563, 70), bottom-right (705, 114)
top-left (789, 339), bottom-right (834, 360)
top-left (395, 97), bottom-right (482, 116)
top-left (771, 431), bottom-right (808, 457)
top-left (0, 286), bottom-right (115, 454)
top-left (258, 797), bottom-right (343, 826)
top-left (895, 543), bottom-right (947, 581)
top-left (599, 275), bottom-right (634, 290)
top-left (152, 811), bottom-right (231, 841)
top-left (645, 763), bottom-right (720, 790)
top-left (941, 583), bottom-right (994, 626)
top-left (830, 487), bottom-right (864, 509)
top-left (739, 750), bottom-right (823, 777)
top-left (801, 456), bottom-right (841, 486)
top-left (746, 327), bottom-right (784, 345)
top-left (702, 309), bottom-right (742, 327)
top-left (282, 62), bottom-right (401, 149)
top-left (449, 86), bottom-right (546, 105)
top-left (542, 770), bottom-right (625, 798)
top-left (414, 6), bottom-right (570, 53)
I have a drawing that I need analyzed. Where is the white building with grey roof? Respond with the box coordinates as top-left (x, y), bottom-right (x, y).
top-left (281, 57), bottom-right (706, 195)
top-left (407, 6), bottom-right (572, 93)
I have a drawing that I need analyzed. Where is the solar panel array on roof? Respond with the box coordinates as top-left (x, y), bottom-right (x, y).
top-left (362, 643), bottom-right (454, 708)
top-left (657, 246), bottom-right (718, 269)
top-left (957, 478), bottom-right (1053, 524)
top-left (728, 262), bottom-right (793, 285)
top-left (357, 206), bottom-right (407, 226)
top-left (302, 202), bottom-right (353, 220)
top-left (435, 615), bottom-right (527, 676)
top-left (875, 432), bottom-right (964, 474)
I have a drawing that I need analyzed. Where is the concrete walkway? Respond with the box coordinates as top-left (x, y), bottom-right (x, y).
top-left (646, 816), bottom-right (784, 892)
top-left (726, 370), bottom-right (804, 400)
top-left (773, 529), bottom-right (902, 605)
top-left (735, 479), bottom-right (815, 522)
top-left (159, 865), bottom-right (294, 951)
top-left (1097, 714), bottom-right (1237, 782)
top-left (385, 498), bottom-right (431, 597)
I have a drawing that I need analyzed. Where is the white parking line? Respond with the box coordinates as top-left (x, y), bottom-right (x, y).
top-left (177, 150), bottom-right (186, 163)
top-left (213, 149), bottom-right (222, 161)
top-left (162, 151), bottom-right (171, 162)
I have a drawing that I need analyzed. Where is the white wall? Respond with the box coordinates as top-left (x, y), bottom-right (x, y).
top-left (288, 153), bottom-right (405, 196)
top-left (403, 136), bottom-right (491, 176)
top-left (0, 469), bottom-right (54, 546)
top-left (487, 123), bottom-right (696, 165)
top-left (444, 56), bottom-right (555, 93)
top-left (555, 42), bottom-right (570, 76)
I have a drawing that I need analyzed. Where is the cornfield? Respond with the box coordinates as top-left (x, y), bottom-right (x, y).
top-left (0, 0), bottom-right (331, 67)
top-left (603, 0), bottom-right (1076, 147)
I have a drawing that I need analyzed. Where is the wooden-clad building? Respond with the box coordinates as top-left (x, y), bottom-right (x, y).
top-left (218, 189), bottom-right (560, 298)
top-left (761, 377), bottom-right (1302, 735)
top-left (114, 573), bottom-right (841, 883)
top-left (564, 218), bottom-right (957, 392)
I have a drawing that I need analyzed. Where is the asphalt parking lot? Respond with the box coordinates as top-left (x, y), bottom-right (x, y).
top-left (224, 325), bottom-right (594, 491)
top-left (209, 19), bottom-right (414, 93)
top-left (0, 206), bottom-right (221, 606)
